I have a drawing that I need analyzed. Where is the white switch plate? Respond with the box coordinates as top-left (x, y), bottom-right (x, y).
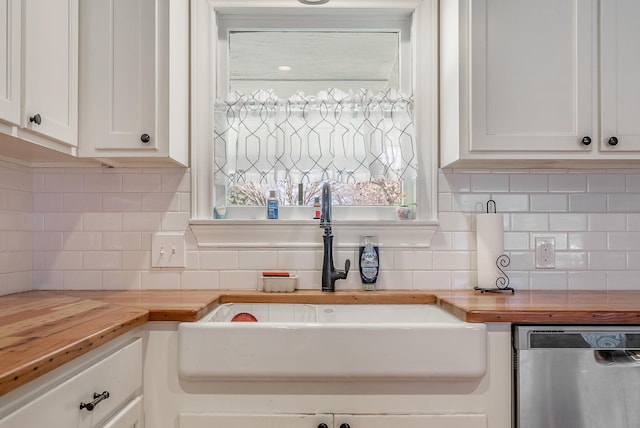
top-left (535, 237), bottom-right (555, 269)
top-left (151, 232), bottom-right (186, 268)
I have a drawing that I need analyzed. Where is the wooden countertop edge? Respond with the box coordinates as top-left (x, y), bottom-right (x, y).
top-left (0, 308), bottom-right (148, 396)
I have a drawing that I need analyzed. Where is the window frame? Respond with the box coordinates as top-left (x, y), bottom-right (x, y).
top-left (190, 0), bottom-right (439, 249)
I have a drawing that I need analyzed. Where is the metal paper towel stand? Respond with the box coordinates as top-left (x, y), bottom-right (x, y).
top-left (474, 200), bottom-right (514, 294)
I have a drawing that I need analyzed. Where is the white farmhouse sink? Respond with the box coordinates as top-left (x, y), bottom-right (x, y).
top-left (178, 303), bottom-right (487, 381)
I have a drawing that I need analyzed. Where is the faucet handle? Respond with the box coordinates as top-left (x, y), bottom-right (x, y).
top-left (344, 259), bottom-right (350, 275)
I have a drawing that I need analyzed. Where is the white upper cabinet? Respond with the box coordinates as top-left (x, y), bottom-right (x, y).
top-left (22, 0), bottom-right (78, 147)
top-left (0, 0), bottom-right (20, 129)
top-left (600, 0), bottom-right (640, 152)
top-left (441, 0), bottom-right (640, 168)
top-left (78, 0), bottom-right (188, 167)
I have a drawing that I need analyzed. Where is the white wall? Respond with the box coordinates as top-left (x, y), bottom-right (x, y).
top-left (7, 163), bottom-right (637, 292)
top-left (0, 160), bottom-right (33, 296)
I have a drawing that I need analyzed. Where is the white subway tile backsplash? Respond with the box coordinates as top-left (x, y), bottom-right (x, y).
top-left (469, 173), bottom-right (509, 192)
top-left (569, 194), bottom-right (607, 212)
top-left (628, 214), bottom-right (640, 231)
top-left (626, 174), bottom-right (640, 192)
top-left (568, 232), bottom-right (607, 250)
top-left (122, 174), bottom-right (162, 193)
top-left (491, 194), bottom-right (530, 212)
top-left (375, 270), bottom-right (413, 290)
top-left (550, 213), bottom-right (588, 231)
top-left (161, 212), bottom-right (189, 231)
top-left (549, 174), bottom-right (587, 192)
top-left (84, 173), bottom-right (122, 192)
top-left (608, 194), bottom-right (640, 212)
top-left (44, 213), bottom-right (82, 231)
top-left (451, 270), bottom-right (475, 290)
top-left (64, 193), bottom-right (102, 212)
top-left (451, 232), bottom-right (476, 251)
top-left (44, 251), bottom-right (83, 270)
top-left (44, 174), bottom-right (83, 192)
top-left (200, 251), bottom-right (238, 270)
top-left (63, 271), bottom-right (102, 290)
top-left (607, 271), bottom-right (640, 290)
top-left (504, 232), bottom-right (529, 250)
top-left (142, 193), bottom-right (180, 212)
top-left (141, 270), bottom-right (181, 289)
top-left (218, 270), bottom-right (259, 289)
top-left (238, 250), bottom-right (278, 270)
top-left (589, 251), bottom-right (626, 270)
top-left (628, 252), bottom-right (640, 269)
top-left (103, 271), bottom-right (141, 290)
top-left (438, 212), bottom-right (472, 231)
top-left (432, 251), bottom-right (473, 270)
top-left (609, 232), bottom-right (640, 251)
top-left (510, 174), bottom-right (548, 192)
top-left (34, 232), bottom-right (63, 251)
top-left (589, 213), bottom-right (627, 231)
top-left (33, 193), bottom-right (63, 212)
top-left (277, 250), bottom-right (318, 270)
top-left (588, 174), bottom-right (626, 193)
top-left (438, 172), bottom-right (470, 193)
top-left (103, 232), bottom-right (141, 250)
top-left (511, 213), bottom-right (549, 231)
top-left (122, 213), bottom-right (161, 231)
top-left (530, 271), bottom-right (568, 290)
top-left (413, 270), bottom-right (452, 290)
top-left (121, 251), bottom-right (151, 270)
top-left (7, 161), bottom-right (640, 293)
top-left (63, 231), bottom-right (102, 251)
top-left (556, 252), bottom-right (587, 270)
top-left (530, 194), bottom-right (567, 212)
top-left (83, 251), bottom-right (121, 270)
top-left (102, 193), bottom-right (142, 212)
top-left (394, 250), bottom-right (433, 270)
top-left (452, 193), bottom-right (490, 212)
top-left (568, 271), bottom-right (607, 290)
top-left (181, 270), bottom-right (219, 289)
top-left (83, 213), bottom-right (122, 231)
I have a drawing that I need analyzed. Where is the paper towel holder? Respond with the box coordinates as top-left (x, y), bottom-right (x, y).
top-left (474, 254), bottom-right (513, 293)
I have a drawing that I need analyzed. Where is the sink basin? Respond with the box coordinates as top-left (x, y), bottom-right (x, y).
top-left (178, 303), bottom-right (487, 381)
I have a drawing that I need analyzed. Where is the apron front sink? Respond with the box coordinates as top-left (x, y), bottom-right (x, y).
top-left (178, 303), bottom-right (487, 381)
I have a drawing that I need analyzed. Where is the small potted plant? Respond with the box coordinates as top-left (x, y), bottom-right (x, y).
top-left (396, 192), bottom-right (415, 220)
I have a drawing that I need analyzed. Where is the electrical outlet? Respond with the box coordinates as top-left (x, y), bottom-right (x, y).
top-left (535, 237), bottom-right (555, 269)
top-left (151, 232), bottom-right (186, 268)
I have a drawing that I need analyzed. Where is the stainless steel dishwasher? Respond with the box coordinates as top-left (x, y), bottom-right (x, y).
top-left (514, 325), bottom-right (640, 428)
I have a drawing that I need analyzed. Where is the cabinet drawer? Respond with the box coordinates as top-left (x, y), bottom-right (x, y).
top-left (0, 338), bottom-right (142, 428)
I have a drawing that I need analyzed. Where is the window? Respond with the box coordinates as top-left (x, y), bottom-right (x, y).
top-left (190, 0), bottom-right (438, 248)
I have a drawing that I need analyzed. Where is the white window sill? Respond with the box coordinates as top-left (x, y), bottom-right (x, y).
top-left (190, 219), bottom-right (439, 249)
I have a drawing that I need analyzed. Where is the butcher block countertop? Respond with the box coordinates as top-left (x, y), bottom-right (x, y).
top-left (0, 291), bottom-right (148, 396)
top-left (4, 288), bottom-right (640, 397)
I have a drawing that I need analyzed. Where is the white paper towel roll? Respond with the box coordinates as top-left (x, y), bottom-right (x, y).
top-left (476, 212), bottom-right (504, 289)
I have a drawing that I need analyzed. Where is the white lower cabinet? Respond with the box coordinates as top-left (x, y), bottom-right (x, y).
top-left (0, 337), bottom-right (143, 428)
top-left (179, 413), bottom-right (487, 428)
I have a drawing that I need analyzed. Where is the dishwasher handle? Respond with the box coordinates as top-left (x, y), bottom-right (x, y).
top-left (594, 349), bottom-right (640, 365)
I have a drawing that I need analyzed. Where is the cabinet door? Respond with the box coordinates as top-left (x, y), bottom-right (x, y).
top-left (22, 0), bottom-right (78, 146)
top-left (600, 0), bottom-right (640, 152)
top-left (0, 0), bottom-right (20, 126)
top-left (101, 396), bottom-right (143, 428)
top-left (79, 0), bottom-right (158, 152)
top-left (179, 413), bottom-right (333, 428)
top-left (469, 0), bottom-right (596, 152)
top-left (0, 339), bottom-right (142, 428)
top-left (336, 414), bottom-right (487, 428)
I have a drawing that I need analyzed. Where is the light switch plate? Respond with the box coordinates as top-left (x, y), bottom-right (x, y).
top-left (151, 232), bottom-right (186, 268)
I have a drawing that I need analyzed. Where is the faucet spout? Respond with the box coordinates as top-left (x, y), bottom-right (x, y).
top-left (319, 182), bottom-right (350, 292)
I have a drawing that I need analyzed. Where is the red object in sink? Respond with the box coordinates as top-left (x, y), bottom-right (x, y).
top-left (231, 312), bottom-right (258, 322)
